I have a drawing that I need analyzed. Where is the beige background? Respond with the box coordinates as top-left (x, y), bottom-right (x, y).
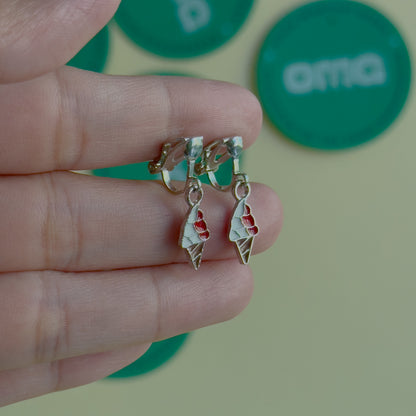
top-left (4, 0), bottom-right (416, 415)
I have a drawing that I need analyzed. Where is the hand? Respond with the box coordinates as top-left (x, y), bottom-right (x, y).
top-left (0, 0), bottom-right (282, 406)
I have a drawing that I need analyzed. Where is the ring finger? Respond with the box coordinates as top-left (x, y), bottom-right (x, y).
top-left (0, 260), bottom-right (253, 372)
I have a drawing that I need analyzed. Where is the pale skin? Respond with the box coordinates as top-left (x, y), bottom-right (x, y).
top-left (0, 0), bottom-right (283, 406)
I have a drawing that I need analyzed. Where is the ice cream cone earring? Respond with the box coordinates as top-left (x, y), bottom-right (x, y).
top-left (196, 136), bottom-right (259, 265)
top-left (149, 137), bottom-right (210, 270)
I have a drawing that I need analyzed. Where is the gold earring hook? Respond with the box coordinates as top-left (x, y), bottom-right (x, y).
top-left (148, 136), bottom-right (204, 194)
top-left (196, 136), bottom-right (244, 191)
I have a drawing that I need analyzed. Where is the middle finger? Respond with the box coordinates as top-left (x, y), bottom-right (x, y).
top-left (0, 172), bottom-right (281, 272)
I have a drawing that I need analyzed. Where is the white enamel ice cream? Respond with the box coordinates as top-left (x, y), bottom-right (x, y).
top-left (179, 204), bottom-right (210, 269)
top-left (229, 198), bottom-right (259, 264)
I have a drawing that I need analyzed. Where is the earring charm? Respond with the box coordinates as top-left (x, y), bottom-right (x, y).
top-left (197, 136), bottom-right (258, 264)
top-left (229, 173), bottom-right (258, 265)
top-left (149, 137), bottom-right (210, 270)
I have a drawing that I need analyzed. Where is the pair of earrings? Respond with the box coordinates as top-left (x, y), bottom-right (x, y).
top-left (148, 136), bottom-right (258, 270)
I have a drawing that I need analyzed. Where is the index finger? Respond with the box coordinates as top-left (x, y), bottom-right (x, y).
top-left (0, 68), bottom-right (263, 174)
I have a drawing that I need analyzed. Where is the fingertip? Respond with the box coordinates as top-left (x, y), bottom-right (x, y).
top-left (209, 259), bottom-right (254, 315)
top-left (164, 77), bottom-right (263, 149)
top-left (212, 82), bottom-right (263, 147)
top-left (237, 87), bottom-right (264, 147)
top-left (156, 260), bottom-right (255, 337)
top-left (219, 262), bottom-right (254, 321)
top-left (212, 81), bottom-right (263, 147)
top-left (251, 183), bottom-right (284, 254)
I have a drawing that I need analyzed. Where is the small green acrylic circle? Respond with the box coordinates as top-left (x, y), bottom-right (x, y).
top-left (107, 334), bottom-right (189, 378)
top-left (115, 0), bottom-right (254, 58)
top-left (67, 26), bottom-right (109, 72)
top-left (257, 0), bottom-right (412, 150)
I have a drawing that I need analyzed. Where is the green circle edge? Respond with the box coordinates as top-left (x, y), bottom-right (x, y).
top-left (114, 0), bottom-right (255, 59)
top-left (256, 0), bottom-right (412, 150)
top-left (67, 26), bottom-right (109, 73)
top-left (107, 333), bottom-right (190, 379)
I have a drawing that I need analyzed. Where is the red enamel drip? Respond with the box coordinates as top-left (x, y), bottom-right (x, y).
top-left (194, 210), bottom-right (210, 241)
top-left (241, 203), bottom-right (257, 234)
top-left (194, 220), bottom-right (207, 233)
top-left (243, 205), bottom-right (251, 215)
top-left (248, 226), bottom-right (259, 236)
top-left (199, 231), bottom-right (210, 241)
top-left (242, 214), bottom-right (255, 227)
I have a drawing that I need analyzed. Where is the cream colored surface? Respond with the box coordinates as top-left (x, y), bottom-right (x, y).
top-left (4, 1), bottom-right (416, 415)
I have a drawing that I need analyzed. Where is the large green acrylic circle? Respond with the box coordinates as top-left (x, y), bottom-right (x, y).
top-left (115, 0), bottom-right (254, 58)
top-left (257, 0), bottom-right (412, 150)
top-left (67, 26), bottom-right (109, 72)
